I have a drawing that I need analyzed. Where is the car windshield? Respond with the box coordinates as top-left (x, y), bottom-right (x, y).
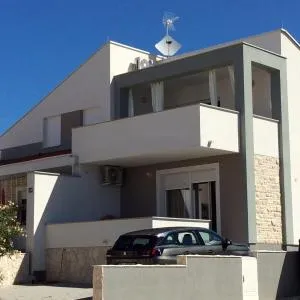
top-left (113, 235), bottom-right (157, 251)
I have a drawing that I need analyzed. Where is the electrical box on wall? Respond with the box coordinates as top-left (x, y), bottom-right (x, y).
top-left (101, 166), bottom-right (123, 186)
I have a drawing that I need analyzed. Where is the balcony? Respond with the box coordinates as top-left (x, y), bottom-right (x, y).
top-left (72, 104), bottom-right (239, 166)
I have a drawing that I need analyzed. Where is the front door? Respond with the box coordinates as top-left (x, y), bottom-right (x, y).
top-left (192, 182), bottom-right (217, 231)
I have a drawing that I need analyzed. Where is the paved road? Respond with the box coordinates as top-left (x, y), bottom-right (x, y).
top-left (0, 284), bottom-right (92, 300)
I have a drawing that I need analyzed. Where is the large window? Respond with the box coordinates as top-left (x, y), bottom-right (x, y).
top-left (157, 165), bottom-right (220, 232)
top-left (43, 115), bottom-right (61, 148)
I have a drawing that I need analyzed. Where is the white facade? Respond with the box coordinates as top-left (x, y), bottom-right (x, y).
top-left (2, 29), bottom-right (300, 276)
top-left (0, 42), bottom-right (156, 150)
top-left (281, 33), bottom-right (300, 244)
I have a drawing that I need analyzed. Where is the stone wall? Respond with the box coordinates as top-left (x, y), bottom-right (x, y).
top-left (46, 246), bottom-right (109, 285)
top-left (254, 155), bottom-right (282, 244)
top-left (0, 175), bottom-right (27, 204)
top-left (0, 253), bottom-right (30, 286)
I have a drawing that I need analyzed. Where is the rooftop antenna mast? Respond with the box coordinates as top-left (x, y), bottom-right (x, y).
top-left (155, 12), bottom-right (182, 57)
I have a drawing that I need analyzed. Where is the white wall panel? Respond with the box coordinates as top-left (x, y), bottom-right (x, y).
top-left (43, 115), bottom-right (61, 147)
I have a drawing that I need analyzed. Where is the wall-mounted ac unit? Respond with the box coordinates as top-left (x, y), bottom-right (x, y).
top-left (101, 166), bottom-right (123, 186)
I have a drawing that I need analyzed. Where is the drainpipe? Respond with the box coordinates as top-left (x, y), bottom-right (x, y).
top-left (71, 155), bottom-right (80, 176)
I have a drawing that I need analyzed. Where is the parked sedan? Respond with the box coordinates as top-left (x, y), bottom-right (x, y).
top-left (106, 227), bottom-right (250, 265)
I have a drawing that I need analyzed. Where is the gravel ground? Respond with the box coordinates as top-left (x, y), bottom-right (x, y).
top-left (0, 284), bottom-right (92, 300)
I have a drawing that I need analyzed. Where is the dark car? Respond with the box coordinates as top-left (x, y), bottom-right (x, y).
top-left (106, 227), bottom-right (250, 265)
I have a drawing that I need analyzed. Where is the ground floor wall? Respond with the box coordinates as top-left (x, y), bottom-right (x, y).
top-left (46, 246), bottom-right (109, 284)
top-left (255, 251), bottom-right (300, 299)
top-left (93, 255), bottom-right (258, 300)
top-left (26, 165), bottom-right (120, 274)
top-left (254, 155), bottom-right (283, 245)
top-left (121, 154), bottom-right (248, 243)
top-left (122, 154), bottom-right (285, 246)
top-left (92, 252), bottom-right (300, 300)
top-left (0, 253), bottom-right (30, 286)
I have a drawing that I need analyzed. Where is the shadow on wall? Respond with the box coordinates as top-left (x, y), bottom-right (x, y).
top-left (256, 251), bottom-right (300, 299)
top-left (30, 167), bottom-right (120, 278)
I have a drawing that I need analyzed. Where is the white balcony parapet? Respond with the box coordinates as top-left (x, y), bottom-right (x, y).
top-left (72, 103), bottom-right (239, 166)
top-left (46, 216), bottom-right (211, 249)
top-left (253, 115), bottom-right (279, 157)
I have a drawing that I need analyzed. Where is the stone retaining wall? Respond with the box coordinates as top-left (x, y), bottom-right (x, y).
top-left (254, 155), bottom-right (282, 244)
top-left (46, 246), bottom-right (109, 284)
top-left (0, 253), bottom-right (30, 286)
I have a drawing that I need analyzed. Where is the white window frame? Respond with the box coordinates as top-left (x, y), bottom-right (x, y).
top-left (156, 163), bottom-right (221, 234)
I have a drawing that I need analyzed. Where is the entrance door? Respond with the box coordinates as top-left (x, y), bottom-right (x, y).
top-left (192, 182), bottom-right (217, 231)
top-left (16, 188), bottom-right (27, 226)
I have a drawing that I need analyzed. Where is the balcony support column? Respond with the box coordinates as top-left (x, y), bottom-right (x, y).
top-left (234, 50), bottom-right (257, 246)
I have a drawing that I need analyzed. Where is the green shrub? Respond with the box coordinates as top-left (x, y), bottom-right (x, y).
top-left (0, 202), bottom-right (24, 257)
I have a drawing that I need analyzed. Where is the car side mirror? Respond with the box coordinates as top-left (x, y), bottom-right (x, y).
top-left (222, 238), bottom-right (232, 250)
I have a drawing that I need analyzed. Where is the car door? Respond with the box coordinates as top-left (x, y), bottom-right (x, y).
top-left (195, 229), bottom-right (224, 255)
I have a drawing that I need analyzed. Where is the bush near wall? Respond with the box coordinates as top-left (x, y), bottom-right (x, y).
top-left (0, 202), bottom-right (24, 256)
top-left (0, 202), bottom-right (28, 285)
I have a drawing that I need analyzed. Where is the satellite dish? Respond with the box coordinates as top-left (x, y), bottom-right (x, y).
top-left (155, 36), bottom-right (181, 57)
top-left (155, 12), bottom-right (182, 57)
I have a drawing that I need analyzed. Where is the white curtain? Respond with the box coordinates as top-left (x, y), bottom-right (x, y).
top-left (181, 189), bottom-right (192, 218)
top-left (209, 69), bottom-right (218, 106)
top-left (151, 81), bottom-right (164, 112)
top-left (228, 66), bottom-right (235, 99)
top-left (128, 88), bottom-right (134, 117)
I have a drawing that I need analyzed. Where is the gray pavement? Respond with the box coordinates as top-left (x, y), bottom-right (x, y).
top-left (0, 284), bottom-right (92, 300)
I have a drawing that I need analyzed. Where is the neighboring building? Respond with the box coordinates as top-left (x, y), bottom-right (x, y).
top-left (0, 29), bottom-right (299, 278)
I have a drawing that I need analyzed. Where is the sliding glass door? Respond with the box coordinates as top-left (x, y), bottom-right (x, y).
top-left (192, 182), bottom-right (216, 231)
top-left (166, 181), bottom-right (216, 230)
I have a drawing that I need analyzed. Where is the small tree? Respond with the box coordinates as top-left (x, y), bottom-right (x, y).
top-left (0, 202), bottom-right (24, 257)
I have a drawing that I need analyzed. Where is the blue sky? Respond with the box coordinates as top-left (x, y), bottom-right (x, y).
top-left (0, 0), bottom-right (299, 134)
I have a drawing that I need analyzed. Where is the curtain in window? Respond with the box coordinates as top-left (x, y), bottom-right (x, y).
top-left (151, 82), bottom-right (164, 112)
top-left (228, 66), bottom-right (235, 99)
top-left (128, 88), bottom-right (134, 117)
top-left (209, 69), bottom-right (218, 106)
top-left (167, 189), bottom-right (191, 218)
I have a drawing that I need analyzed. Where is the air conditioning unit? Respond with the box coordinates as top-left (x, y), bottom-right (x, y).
top-left (101, 166), bottom-right (123, 186)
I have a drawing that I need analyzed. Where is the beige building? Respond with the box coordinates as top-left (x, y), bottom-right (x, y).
top-left (0, 29), bottom-right (299, 280)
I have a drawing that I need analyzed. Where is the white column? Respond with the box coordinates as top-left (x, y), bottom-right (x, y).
top-left (209, 70), bottom-right (218, 106)
top-left (128, 89), bottom-right (134, 117)
top-left (151, 82), bottom-right (164, 112)
top-left (228, 66), bottom-right (235, 99)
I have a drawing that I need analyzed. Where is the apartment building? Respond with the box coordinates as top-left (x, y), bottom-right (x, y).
top-left (0, 29), bottom-right (299, 277)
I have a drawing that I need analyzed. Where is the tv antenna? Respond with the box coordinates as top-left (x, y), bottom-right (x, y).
top-left (155, 12), bottom-right (182, 57)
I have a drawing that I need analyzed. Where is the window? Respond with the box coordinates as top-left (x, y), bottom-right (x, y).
top-left (163, 231), bottom-right (198, 246)
top-left (198, 230), bottom-right (222, 246)
top-left (113, 235), bottom-right (157, 251)
top-left (43, 115), bottom-right (61, 147)
top-left (83, 108), bottom-right (103, 126)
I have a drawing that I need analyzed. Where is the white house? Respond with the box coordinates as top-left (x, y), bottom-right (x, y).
top-left (0, 29), bottom-right (299, 281)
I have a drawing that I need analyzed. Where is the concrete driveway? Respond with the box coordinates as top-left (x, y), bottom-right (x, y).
top-left (0, 284), bottom-right (92, 300)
